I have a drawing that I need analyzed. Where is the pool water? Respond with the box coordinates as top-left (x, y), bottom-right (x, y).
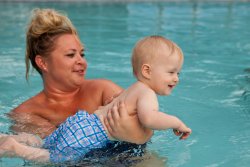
top-left (0, 1), bottom-right (250, 167)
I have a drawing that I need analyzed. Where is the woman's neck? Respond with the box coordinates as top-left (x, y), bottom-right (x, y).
top-left (42, 84), bottom-right (81, 103)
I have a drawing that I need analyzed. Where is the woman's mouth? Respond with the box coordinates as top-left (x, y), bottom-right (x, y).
top-left (74, 69), bottom-right (85, 76)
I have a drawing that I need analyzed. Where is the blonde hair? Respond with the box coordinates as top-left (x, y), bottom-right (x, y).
top-left (131, 35), bottom-right (183, 77)
top-left (25, 8), bottom-right (78, 80)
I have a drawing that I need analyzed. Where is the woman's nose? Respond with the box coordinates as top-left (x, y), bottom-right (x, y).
top-left (76, 54), bottom-right (85, 64)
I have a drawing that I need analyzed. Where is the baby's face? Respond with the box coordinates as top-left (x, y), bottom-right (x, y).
top-left (149, 51), bottom-right (183, 95)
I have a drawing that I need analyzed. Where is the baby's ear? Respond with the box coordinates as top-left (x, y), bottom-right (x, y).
top-left (141, 64), bottom-right (151, 79)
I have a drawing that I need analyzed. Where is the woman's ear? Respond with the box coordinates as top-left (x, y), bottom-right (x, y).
top-left (141, 64), bottom-right (151, 79)
top-left (35, 55), bottom-right (47, 72)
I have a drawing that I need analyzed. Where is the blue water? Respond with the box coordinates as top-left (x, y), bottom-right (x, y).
top-left (0, 1), bottom-right (250, 167)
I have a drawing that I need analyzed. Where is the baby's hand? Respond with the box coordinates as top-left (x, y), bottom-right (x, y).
top-left (173, 124), bottom-right (192, 140)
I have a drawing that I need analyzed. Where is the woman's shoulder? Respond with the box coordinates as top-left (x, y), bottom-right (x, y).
top-left (12, 93), bottom-right (43, 113)
top-left (81, 79), bottom-right (123, 105)
top-left (84, 78), bottom-right (114, 84)
top-left (83, 79), bottom-right (122, 90)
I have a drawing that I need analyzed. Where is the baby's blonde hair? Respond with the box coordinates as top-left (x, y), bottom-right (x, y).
top-left (25, 8), bottom-right (78, 80)
top-left (131, 35), bottom-right (183, 78)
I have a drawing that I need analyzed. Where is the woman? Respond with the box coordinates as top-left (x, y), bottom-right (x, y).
top-left (9, 8), bottom-right (152, 144)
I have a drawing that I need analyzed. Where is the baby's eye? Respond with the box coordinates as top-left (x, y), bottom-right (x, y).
top-left (80, 53), bottom-right (85, 57)
top-left (168, 72), bottom-right (180, 76)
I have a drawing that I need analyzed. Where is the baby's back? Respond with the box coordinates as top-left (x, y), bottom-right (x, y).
top-left (95, 82), bottom-right (143, 117)
top-left (94, 81), bottom-right (149, 139)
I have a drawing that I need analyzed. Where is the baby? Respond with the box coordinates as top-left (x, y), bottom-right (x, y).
top-left (0, 35), bottom-right (191, 163)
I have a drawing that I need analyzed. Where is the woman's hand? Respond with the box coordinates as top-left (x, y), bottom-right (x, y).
top-left (104, 102), bottom-right (153, 144)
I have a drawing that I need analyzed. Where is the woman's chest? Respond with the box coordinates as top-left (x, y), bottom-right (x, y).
top-left (39, 98), bottom-right (100, 125)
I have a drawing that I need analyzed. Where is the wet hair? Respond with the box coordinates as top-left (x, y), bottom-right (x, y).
top-left (131, 35), bottom-right (183, 77)
top-left (25, 8), bottom-right (78, 80)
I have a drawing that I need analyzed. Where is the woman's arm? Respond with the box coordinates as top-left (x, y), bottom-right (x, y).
top-left (8, 111), bottom-right (56, 139)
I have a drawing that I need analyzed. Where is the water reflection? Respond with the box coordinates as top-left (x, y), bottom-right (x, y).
top-left (242, 68), bottom-right (250, 109)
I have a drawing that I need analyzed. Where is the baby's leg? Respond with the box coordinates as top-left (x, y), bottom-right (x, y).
top-left (11, 133), bottom-right (43, 147)
top-left (0, 133), bottom-right (43, 147)
top-left (0, 136), bottom-right (49, 163)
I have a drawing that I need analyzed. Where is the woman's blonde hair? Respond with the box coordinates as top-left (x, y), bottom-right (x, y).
top-left (131, 35), bottom-right (183, 77)
top-left (25, 8), bottom-right (78, 80)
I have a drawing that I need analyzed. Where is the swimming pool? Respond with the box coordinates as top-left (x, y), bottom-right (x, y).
top-left (0, 1), bottom-right (250, 166)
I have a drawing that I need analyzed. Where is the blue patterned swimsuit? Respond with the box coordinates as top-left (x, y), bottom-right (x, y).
top-left (43, 110), bottom-right (109, 163)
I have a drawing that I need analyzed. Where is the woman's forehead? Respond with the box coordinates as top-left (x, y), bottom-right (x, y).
top-left (54, 34), bottom-right (84, 50)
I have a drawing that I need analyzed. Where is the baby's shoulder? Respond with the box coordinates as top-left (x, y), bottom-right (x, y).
top-left (132, 82), bottom-right (156, 97)
top-left (125, 84), bottom-right (157, 106)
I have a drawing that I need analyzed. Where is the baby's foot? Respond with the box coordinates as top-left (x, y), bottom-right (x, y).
top-left (0, 133), bottom-right (8, 138)
top-left (0, 136), bottom-right (17, 157)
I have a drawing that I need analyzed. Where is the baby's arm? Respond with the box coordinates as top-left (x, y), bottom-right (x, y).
top-left (0, 135), bottom-right (49, 163)
top-left (137, 91), bottom-right (191, 138)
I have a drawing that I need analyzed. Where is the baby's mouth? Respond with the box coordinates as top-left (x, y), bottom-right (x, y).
top-left (168, 85), bottom-right (175, 89)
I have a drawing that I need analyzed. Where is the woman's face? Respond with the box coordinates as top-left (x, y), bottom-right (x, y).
top-left (44, 34), bottom-right (87, 90)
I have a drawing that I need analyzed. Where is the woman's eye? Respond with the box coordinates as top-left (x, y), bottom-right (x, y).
top-left (80, 53), bottom-right (85, 57)
top-left (66, 53), bottom-right (75, 57)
